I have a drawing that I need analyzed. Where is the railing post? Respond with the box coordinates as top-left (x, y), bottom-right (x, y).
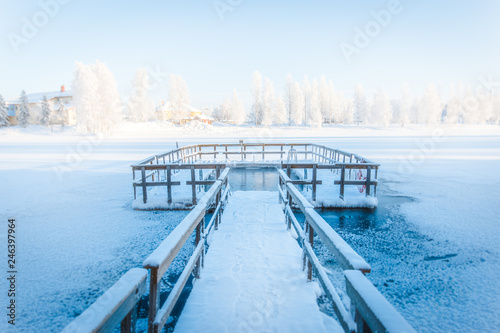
top-left (213, 145), bottom-right (217, 160)
top-left (308, 223), bottom-right (314, 281)
top-left (349, 154), bottom-right (353, 179)
top-left (120, 303), bottom-right (137, 333)
top-left (155, 156), bottom-right (159, 181)
top-left (302, 237), bottom-right (307, 271)
top-left (262, 144), bottom-right (265, 161)
top-left (374, 168), bottom-right (378, 197)
top-left (340, 164), bottom-right (345, 201)
top-left (163, 156), bottom-right (166, 180)
top-left (141, 167), bottom-right (147, 204)
top-left (215, 185), bottom-right (221, 230)
top-left (312, 164), bottom-right (317, 202)
top-left (167, 166), bottom-right (172, 204)
top-left (150, 161), bottom-right (154, 182)
top-left (133, 168), bottom-right (136, 200)
top-left (366, 166), bottom-right (371, 196)
top-left (148, 268), bottom-right (160, 333)
top-left (191, 166), bottom-right (197, 205)
top-left (194, 222), bottom-right (201, 279)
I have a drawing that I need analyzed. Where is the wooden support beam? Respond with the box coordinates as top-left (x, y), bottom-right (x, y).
top-left (366, 166), bottom-right (371, 196)
top-left (340, 165), bottom-right (345, 201)
top-left (308, 224), bottom-right (314, 281)
top-left (191, 166), bottom-right (197, 205)
top-left (167, 166), bottom-right (172, 204)
top-left (141, 167), bottom-right (147, 204)
top-left (312, 165), bottom-right (317, 202)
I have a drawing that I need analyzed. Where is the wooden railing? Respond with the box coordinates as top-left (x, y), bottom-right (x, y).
top-left (278, 170), bottom-right (415, 333)
top-left (142, 168), bottom-right (230, 333)
top-left (62, 169), bottom-right (230, 333)
top-left (61, 268), bottom-right (147, 333)
top-left (131, 142), bottom-right (379, 206)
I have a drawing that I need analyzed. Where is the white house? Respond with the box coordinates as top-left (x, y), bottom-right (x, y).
top-left (7, 86), bottom-right (76, 126)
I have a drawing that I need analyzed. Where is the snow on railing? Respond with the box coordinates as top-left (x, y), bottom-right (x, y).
top-left (61, 268), bottom-right (147, 333)
top-left (143, 168), bottom-right (230, 333)
top-left (278, 170), bottom-right (414, 333)
top-left (131, 142), bottom-right (379, 208)
top-left (62, 170), bottom-right (230, 333)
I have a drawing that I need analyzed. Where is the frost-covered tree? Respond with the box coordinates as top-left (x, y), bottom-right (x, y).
top-left (371, 87), bottom-right (391, 126)
top-left (493, 93), bottom-right (500, 125)
top-left (274, 94), bottom-right (288, 125)
top-left (318, 76), bottom-right (330, 122)
top-left (58, 98), bottom-right (66, 128)
top-left (343, 99), bottom-right (354, 124)
top-left (168, 74), bottom-right (190, 122)
top-left (219, 98), bottom-right (232, 121)
top-left (284, 74), bottom-right (293, 124)
top-left (262, 77), bottom-right (275, 126)
top-left (444, 83), bottom-right (461, 124)
top-left (328, 81), bottom-right (343, 124)
top-left (73, 62), bottom-right (99, 132)
top-left (94, 61), bottom-right (122, 132)
top-left (40, 95), bottom-right (51, 126)
top-left (231, 90), bottom-right (246, 125)
top-left (399, 82), bottom-right (411, 126)
top-left (18, 90), bottom-right (30, 127)
top-left (410, 98), bottom-right (421, 124)
top-left (289, 81), bottom-right (304, 126)
top-left (421, 82), bottom-right (442, 124)
top-left (73, 61), bottom-right (122, 133)
top-left (353, 84), bottom-right (367, 124)
top-left (308, 79), bottom-right (322, 127)
top-left (302, 76), bottom-right (311, 125)
top-left (0, 95), bottom-right (9, 127)
top-left (128, 68), bottom-right (155, 122)
top-left (251, 71), bottom-right (263, 125)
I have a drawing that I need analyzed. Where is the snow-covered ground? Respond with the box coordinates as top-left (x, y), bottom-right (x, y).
top-left (1, 123), bottom-right (499, 332)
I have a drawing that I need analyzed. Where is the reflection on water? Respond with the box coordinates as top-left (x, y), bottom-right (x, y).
top-left (228, 167), bottom-right (278, 191)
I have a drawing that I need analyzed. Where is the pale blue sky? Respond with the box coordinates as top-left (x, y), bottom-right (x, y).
top-left (1, 0), bottom-right (499, 108)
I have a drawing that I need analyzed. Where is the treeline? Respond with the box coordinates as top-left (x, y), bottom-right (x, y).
top-left (213, 71), bottom-right (500, 126)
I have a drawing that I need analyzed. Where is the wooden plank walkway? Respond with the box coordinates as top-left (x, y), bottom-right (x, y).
top-left (174, 191), bottom-right (342, 333)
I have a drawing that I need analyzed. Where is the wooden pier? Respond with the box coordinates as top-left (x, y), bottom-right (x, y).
top-left (131, 142), bottom-right (380, 209)
top-left (63, 147), bottom-right (416, 333)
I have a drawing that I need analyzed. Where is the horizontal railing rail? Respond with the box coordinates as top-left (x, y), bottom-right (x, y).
top-left (61, 268), bottom-right (148, 333)
top-left (278, 170), bottom-right (415, 333)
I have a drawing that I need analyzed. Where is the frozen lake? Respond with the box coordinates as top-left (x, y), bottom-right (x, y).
top-left (1, 124), bottom-right (499, 332)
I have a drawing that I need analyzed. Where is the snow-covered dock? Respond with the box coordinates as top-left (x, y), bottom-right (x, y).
top-left (175, 191), bottom-right (342, 333)
top-left (131, 142), bottom-right (379, 210)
